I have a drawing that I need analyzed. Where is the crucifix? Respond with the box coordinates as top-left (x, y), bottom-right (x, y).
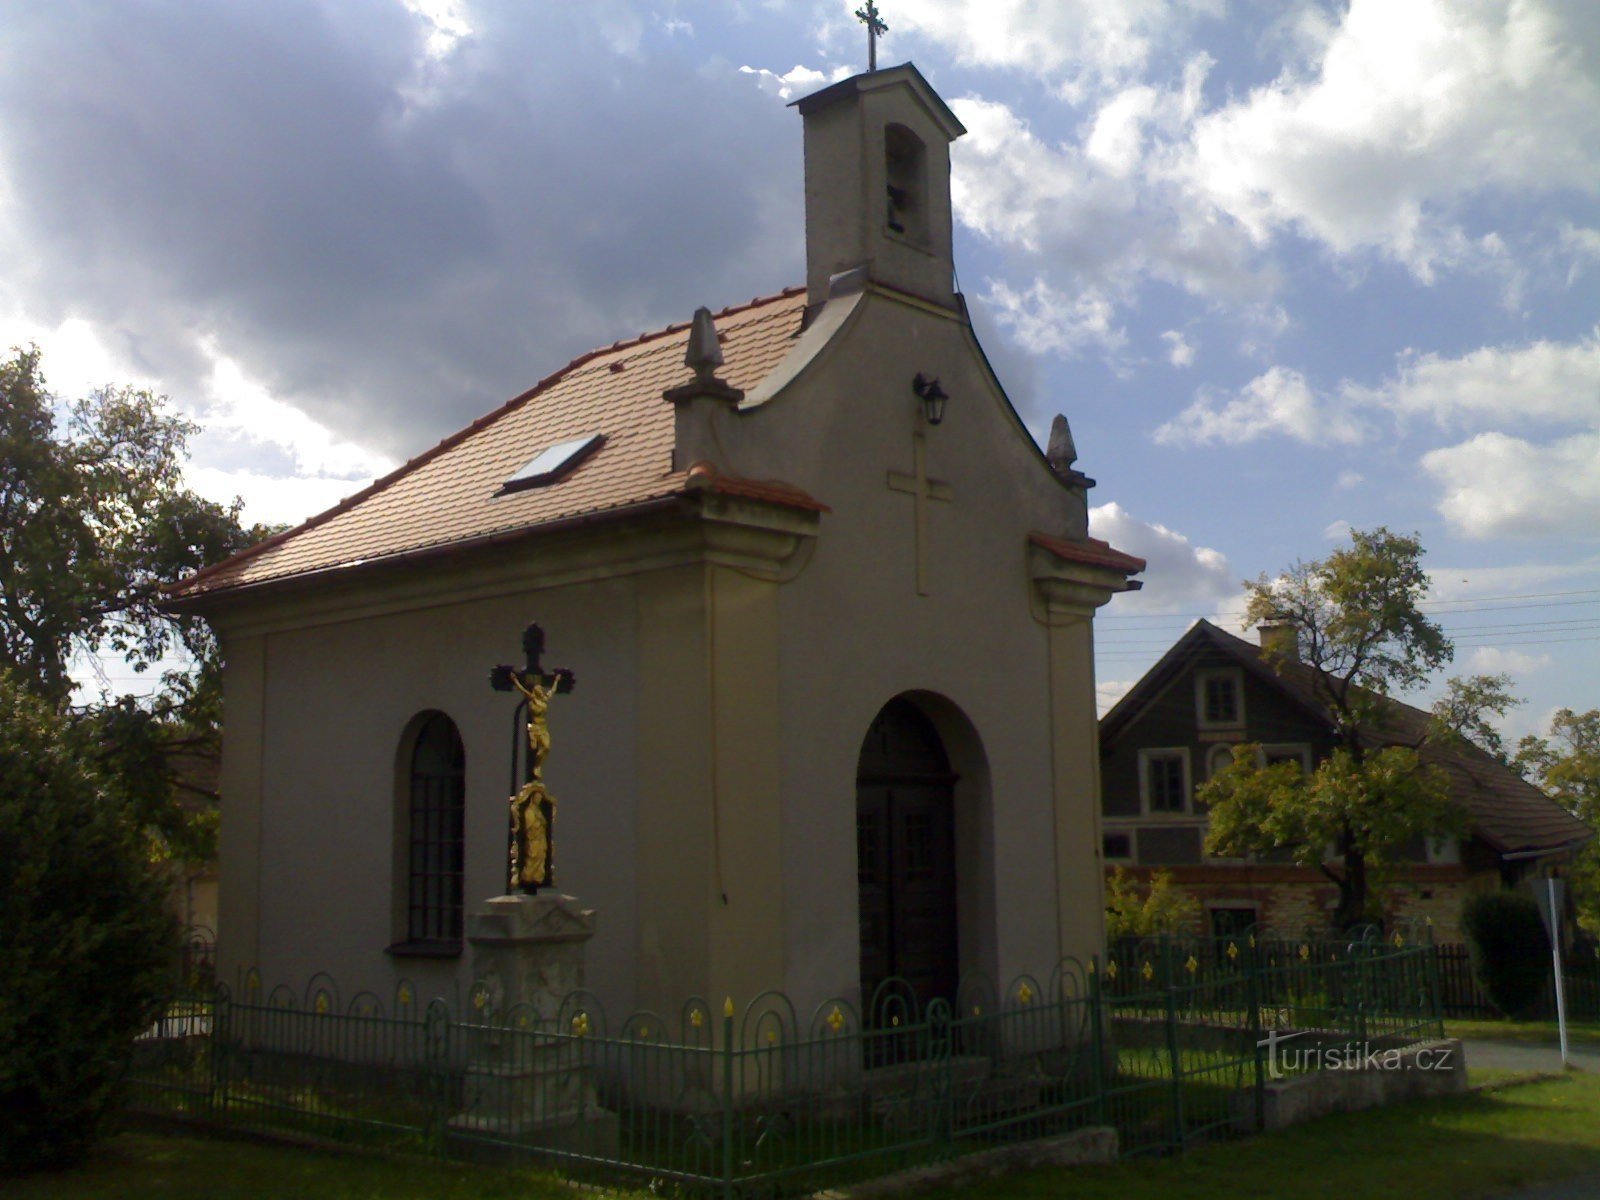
top-left (887, 430), bottom-right (953, 596)
top-left (489, 623), bottom-right (575, 894)
top-left (856, 1), bottom-right (888, 72)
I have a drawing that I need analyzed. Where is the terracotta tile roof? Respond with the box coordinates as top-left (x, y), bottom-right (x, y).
top-left (1102, 620), bottom-right (1593, 858)
top-left (1030, 532), bottom-right (1146, 575)
top-left (169, 287), bottom-right (814, 599)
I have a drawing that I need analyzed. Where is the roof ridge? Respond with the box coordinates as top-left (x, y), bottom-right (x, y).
top-left (167, 284), bottom-right (806, 597)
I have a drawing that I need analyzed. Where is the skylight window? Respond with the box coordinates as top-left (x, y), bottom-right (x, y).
top-left (498, 433), bottom-right (604, 495)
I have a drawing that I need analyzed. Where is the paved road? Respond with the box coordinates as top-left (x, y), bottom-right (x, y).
top-left (1463, 1037), bottom-right (1600, 1075)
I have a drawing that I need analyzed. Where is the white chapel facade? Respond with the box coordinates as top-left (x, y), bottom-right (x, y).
top-left (170, 64), bottom-right (1144, 1017)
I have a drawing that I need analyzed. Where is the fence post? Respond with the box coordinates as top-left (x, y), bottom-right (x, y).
top-left (1089, 957), bottom-right (1107, 1127)
top-left (1164, 985), bottom-right (1185, 1154)
top-left (721, 1001), bottom-right (736, 1200)
top-left (424, 999), bottom-right (451, 1156)
top-left (210, 982), bottom-right (230, 1116)
top-left (929, 999), bottom-right (954, 1148)
top-left (1357, 949), bottom-right (1370, 1046)
top-left (1425, 941), bottom-right (1443, 1038)
top-left (1245, 947), bottom-right (1264, 1132)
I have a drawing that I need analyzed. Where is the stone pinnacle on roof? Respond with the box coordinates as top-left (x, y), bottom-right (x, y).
top-left (684, 307), bottom-right (724, 383)
top-left (1047, 414), bottom-right (1078, 472)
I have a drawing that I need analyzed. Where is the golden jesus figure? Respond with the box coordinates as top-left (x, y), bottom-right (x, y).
top-left (510, 669), bottom-right (560, 777)
top-left (490, 624), bottom-right (574, 893)
top-left (508, 671), bottom-right (562, 888)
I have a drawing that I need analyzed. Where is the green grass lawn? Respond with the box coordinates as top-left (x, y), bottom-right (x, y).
top-left (3, 1127), bottom-right (586, 1200)
top-left (11, 1074), bottom-right (1600, 1200)
top-left (933, 1073), bottom-right (1600, 1200)
top-left (1447, 1017), bottom-right (1600, 1047)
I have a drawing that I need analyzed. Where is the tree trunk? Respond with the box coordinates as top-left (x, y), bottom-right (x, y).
top-left (1332, 845), bottom-right (1368, 932)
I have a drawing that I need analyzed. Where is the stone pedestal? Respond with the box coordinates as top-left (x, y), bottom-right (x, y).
top-left (449, 893), bottom-right (618, 1154)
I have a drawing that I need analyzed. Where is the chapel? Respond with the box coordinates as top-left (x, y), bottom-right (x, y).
top-left (168, 62), bottom-right (1144, 1017)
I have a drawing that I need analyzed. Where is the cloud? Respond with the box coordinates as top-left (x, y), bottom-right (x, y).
top-left (1562, 223), bottom-right (1600, 283)
top-left (1335, 469), bottom-right (1364, 490)
top-left (981, 278), bottom-right (1125, 358)
top-left (947, 92), bottom-right (1273, 315)
top-left (1181, 0), bottom-right (1600, 278)
top-left (1160, 329), bottom-right (1195, 367)
top-left (194, 342), bottom-right (394, 482)
top-left (184, 465), bottom-right (374, 529)
top-left (1322, 519), bottom-right (1352, 541)
top-left (1089, 501), bottom-right (1236, 614)
top-left (890, 0), bottom-right (1224, 97)
top-left (739, 62), bottom-right (849, 100)
top-left (1154, 366), bottom-right (1368, 446)
top-left (0, 0), bottom-right (804, 460)
top-left (1466, 646), bottom-right (1553, 677)
top-left (1155, 330), bottom-right (1600, 541)
top-left (1347, 331), bottom-right (1600, 431)
top-left (1422, 431), bottom-right (1600, 539)
top-left (1097, 677), bottom-right (1137, 716)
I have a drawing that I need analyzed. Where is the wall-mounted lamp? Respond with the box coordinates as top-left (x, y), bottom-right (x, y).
top-left (912, 373), bottom-right (948, 426)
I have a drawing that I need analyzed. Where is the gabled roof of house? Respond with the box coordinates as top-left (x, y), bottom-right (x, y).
top-left (166, 287), bottom-right (819, 602)
top-left (1101, 618), bottom-right (1593, 859)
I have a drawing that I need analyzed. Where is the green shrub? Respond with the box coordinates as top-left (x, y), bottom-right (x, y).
top-left (0, 674), bottom-right (178, 1170)
top-left (1105, 867), bottom-right (1202, 939)
top-left (1461, 890), bottom-right (1550, 1019)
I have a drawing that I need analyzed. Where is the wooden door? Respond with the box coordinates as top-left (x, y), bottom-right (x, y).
top-left (856, 699), bottom-right (958, 1018)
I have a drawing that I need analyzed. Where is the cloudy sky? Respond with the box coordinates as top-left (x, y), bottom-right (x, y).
top-left (4, 0), bottom-right (1596, 737)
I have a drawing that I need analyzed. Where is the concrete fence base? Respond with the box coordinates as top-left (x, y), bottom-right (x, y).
top-left (1233, 1038), bottom-right (1468, 1133)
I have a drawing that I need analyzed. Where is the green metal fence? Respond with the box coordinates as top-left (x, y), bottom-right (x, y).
top-left (128, 940), bottom-right (1445, 1195)
top-left (1434, 940), bottom-right (1600, 1021)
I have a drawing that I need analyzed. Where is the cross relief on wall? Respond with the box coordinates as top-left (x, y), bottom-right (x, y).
top-left (886, 430), bottom-right (953, 597)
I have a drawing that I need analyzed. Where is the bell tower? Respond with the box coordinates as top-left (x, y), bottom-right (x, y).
top-left (792, 64), bottom-right (966, 310)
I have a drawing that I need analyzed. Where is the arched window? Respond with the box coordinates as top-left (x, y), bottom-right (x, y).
top-left (405, 713), bottom-right (465, 946)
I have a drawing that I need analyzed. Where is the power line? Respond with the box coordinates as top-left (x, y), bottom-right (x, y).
top-left (1093, 636), bottom-right (1600, 662)
top-left (1098, 586), bottom-right (1600, 623)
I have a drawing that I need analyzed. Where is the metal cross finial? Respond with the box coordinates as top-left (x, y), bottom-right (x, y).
top-left (856, 1), bottom-right (887, 72)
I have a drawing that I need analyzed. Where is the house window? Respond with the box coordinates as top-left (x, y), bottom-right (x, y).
top-left (405, 713), bottom-right (466, 947)
top-left (1103, 832), bottom-right (1133, 862)
top-left (1261, 744), bottom-right (1312, 772)
top-left (1425, 836), bottom-right (1460, 865)
top-left (1207, 744), bottom-right (1237, 778)
top-left (1139, 748), bottom-right (1190, 815)
top-left (1195, 669), bottom-right (1245, 729)
top-left (1208, 905), bottom-right (1258, 939)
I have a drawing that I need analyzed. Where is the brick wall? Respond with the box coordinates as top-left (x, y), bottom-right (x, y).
top-left (1107, 864), bottom-right (1498, 941)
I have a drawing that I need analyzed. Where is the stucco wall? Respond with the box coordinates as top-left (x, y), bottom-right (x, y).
top-left (710, 288), bottom-right (1104, 1011)
top-left (222, 575), bottom-right (643, 1008)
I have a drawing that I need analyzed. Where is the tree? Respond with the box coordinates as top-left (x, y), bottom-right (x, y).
top-left (1204, 743), bottom-right (1464, 931)
top-left (1431, 673), bottom-right (1520, 762)
top-left (1202, 528), bottom-right (1485, 932)
top-left (0, 671), bottom-right (177, 1169)
top-left (1104, 867), bottom-right (1201, 940)
top-left (0, 345), bottom-right (273, 863)
top-left (1515, 709), bottom-right (1600, 935)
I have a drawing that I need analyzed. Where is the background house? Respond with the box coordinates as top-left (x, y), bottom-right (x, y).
top-left (1099, 619), bottom-right (1591, 941)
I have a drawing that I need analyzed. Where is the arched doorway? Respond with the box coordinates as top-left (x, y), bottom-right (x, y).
top-left (856, 697), bottom-right (959, 1014)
